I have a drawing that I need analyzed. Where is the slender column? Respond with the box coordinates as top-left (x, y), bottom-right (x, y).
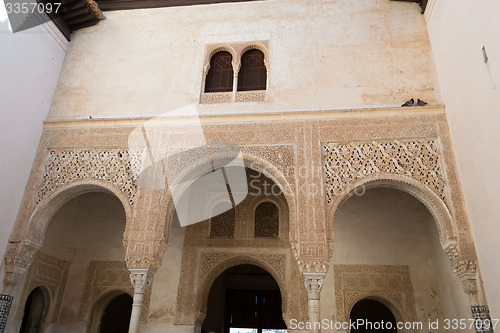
top-left (200, 64), bottom-right (210, 103)
top-left (128, 268), bottom-right (154, 333)
top-left (232, 62), bottom-right (240, 102)
top-left (232, 70), bottom-right (239, 102)
top-left (303, 272), bottom-right (325, 333)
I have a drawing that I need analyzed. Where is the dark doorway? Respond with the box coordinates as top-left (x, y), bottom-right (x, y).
top-left (349, 299), bottom-right (397, 333)
top-left (99, 294), bottom-right (133, 333)
top-left (202, 265), bottom-right (287, 333)
top-left (19, 287), bottom-right (47, 333)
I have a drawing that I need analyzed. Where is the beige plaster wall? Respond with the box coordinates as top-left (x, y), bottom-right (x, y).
top-left (0, 0), bottom-right (67, 279)
top-left (47, 0), bottom-right (436, 121)
top-left (424, 0), bottom-right (500, 319)
top-left (321, 188), bottom-right (471, 332)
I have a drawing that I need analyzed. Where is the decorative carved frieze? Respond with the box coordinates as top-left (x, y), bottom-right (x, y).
top-left (125, 243), bottom-right (166, 273)
top-left (297, 260), bottom-right (328, 274)
top-left (37, 149), bottom-right (142, 206)
top-left (237, 90), bottom-right (266, 103)
top-left (202, 92), bottom-right (233, 104)
top-left (323, 139), bottom-right (446, 204)
top-left (3, 240), bottom-right (39, 290)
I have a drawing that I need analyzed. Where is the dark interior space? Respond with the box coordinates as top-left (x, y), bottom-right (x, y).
top-left (202, 264), bottom-right (287, 333)
top-left (99, 293), bottom-right (133, 333)
top-left (349, 299), bottom-right (397, 333)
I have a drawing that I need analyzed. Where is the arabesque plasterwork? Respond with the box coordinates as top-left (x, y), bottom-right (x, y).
top-left (333, 264), bottom-right (418, 332)
top-left (3, 108), bottom-right (483, 320)
top-left (15, 252), bottom-right (70, 323)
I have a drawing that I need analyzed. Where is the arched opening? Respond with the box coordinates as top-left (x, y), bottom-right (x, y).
top-left (237, 49), bottom-right (266, 91)
top-left (98, 294), bottom-right (133, 333)
top-left (202, 264), bottom-right (287, 333)
top-left (331, 187), bottom-right (472, 326)
top-left (205, 51), bottom-right (234, 92)
top-left (19, 287), bottom-right (48, 333)
top-left (35, 191), bottom-right (128, 331)
top-left (349, 299), bottom-right (397, 333)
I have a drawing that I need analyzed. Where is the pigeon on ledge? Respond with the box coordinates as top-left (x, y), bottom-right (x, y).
top-left (402, 98), bottom-right (414, 107)
top-left (417, 99), bottom-right (427, 106)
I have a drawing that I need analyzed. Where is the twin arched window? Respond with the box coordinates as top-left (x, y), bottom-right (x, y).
top-left (205, 51), bottom-right (233, 92)
top-left (208, 201), bottom-right (279, 238)
top-left (205, 49), bottom-right (267, 93)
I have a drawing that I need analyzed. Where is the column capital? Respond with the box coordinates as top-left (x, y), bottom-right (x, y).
top-left (2, 240), bottom-right (39, 293)
top-left (303, 272), bottom-right (325, 301)
top-left (129, 268), bottom-right (155, 294)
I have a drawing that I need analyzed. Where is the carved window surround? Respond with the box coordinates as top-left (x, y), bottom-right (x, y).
top-left (333, 264), bottom-right (418, 330)
top-left (200, 41), bottom-right (270, 104)
top-left (16, 252), bottom-right (70, 324)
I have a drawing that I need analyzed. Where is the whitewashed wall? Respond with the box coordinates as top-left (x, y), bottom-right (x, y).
top-left (425, 0), bottom-right (500, 319)
top-left (0, 0), bottom-right (67, 290)
top-left (47, 0), bottom-right (436, 121)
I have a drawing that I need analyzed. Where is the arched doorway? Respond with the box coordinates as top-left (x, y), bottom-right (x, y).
top-left (202, 264), bottom-right (287, 333)
top-left (98, 294), bottom-right (133, 333)
top-left (19, 287), bottom-right (48, 333)
top-left (349, 299), bottom-right (397, 333)
top-left (332, 187), bottom-right (471, 326)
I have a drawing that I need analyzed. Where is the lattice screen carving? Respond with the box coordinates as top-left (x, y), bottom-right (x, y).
top-left (323, 139), bottom-right (445, 204)
top-left (254, 201), bottom-right (279, 238)
top-left (37, 150), bottom-right (143, 205)
top-left (210, 202), bottom-right (235, 238)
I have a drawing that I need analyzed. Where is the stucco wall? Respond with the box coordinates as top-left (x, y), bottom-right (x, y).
top-left (47, 0), bottom-right (436, 121)
top-left (424, 0), bottom-right (500, 319)
top-left (0, 0), bottom-right (67, 282)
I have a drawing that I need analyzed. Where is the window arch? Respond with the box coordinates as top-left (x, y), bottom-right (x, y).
top-left (238, 49), bottom-right (267, 91)
top-left (254, 201), bottom-right (279, 238)
top-left (205, 51), bottom-right (234, 93)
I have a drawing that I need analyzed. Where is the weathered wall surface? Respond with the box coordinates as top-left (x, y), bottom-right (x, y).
top-left (47, 0), bottom-right (436, 121)
top-left (0, 0), bottom-right (67, 283)
top-left (424, 0), bottom-right (500, 318)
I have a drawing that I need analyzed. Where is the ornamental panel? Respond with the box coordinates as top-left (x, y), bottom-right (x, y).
top-left (333, 264), bottom-right (418, 330)
top-left (37, 150), bottom-right (142, 206)
top-left (323, 139), bottom-right (446, 204)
